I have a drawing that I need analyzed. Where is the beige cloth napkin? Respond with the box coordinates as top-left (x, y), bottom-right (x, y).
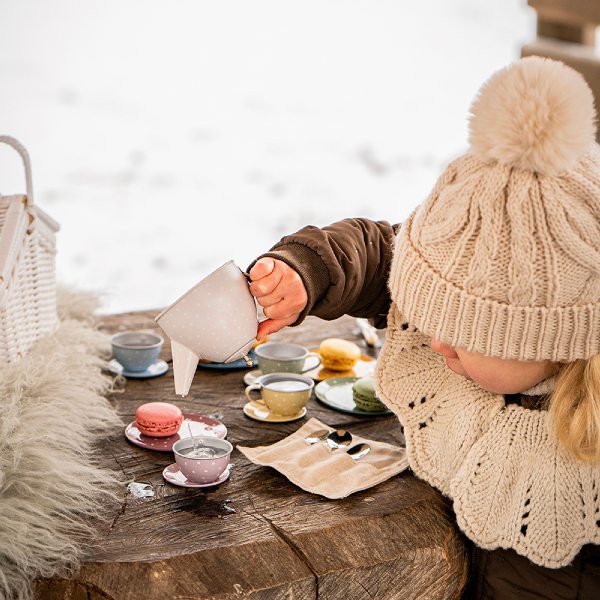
top-left (238, 417), bottom-right (409, 499)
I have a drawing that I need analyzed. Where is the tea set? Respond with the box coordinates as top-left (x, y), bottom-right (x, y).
top-left (113, 260), bottom-right (388, 488)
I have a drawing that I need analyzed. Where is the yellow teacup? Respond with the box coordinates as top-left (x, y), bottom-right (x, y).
top-left (245, 373), bottom-right (314, 417)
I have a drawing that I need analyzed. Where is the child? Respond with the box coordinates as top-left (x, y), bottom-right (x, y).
top-left (247, 57), bottom-right (600, 598)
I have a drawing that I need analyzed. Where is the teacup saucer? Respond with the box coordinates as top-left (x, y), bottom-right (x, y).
top-left (125, 413), bottom-right (227, 451)
top-left (243, 369), bottom-right (263, 386)
top-left (108, 358), bottom-right (169, 379)
top-left (243, 401), bottom-right (307, 423)
top-left (162, 463), bottom-right (231, 488)
top-left (197, 349), bottom-right (257, 370)
top-left (242, 352), bottom-right (376, 385)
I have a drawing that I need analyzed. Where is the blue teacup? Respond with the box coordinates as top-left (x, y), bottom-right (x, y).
top-left (111, 332), bottom-right (164, 372)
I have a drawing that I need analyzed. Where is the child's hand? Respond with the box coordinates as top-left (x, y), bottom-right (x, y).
top-left (249, 258), bottom-right (308, 338)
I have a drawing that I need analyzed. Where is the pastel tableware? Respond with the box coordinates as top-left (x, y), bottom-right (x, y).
top-left (107, 358), bottom-right (169, 379)
top-left (314, 377), bottom-right (393, 416)
top-left (155, 260), bottom-right (261, 396)
top-left (304, 349), bottom-right (376, 381)
top-left (172, 436), bottom-right (233, 484)
top-left (243, 369), bottom-right (263, 386)
top-left (163, 463), bottom-right (231, 488)
top-left (111, 332), bottom-right (164, 372)
top-left (243, 401), bottom-right (307, 423)
top-left (124, 413), bottom-right (227, 452)
top-left (244, 373), bottom-right (313, 417)
top-left (196, 349), bottom-right (257, 370)
top-left (244, 350), bottom-right (376, 385)
top-left (254, 342), bottom-right (321, 375)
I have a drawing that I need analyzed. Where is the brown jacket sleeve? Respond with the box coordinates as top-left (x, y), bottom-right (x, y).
top-left (247, 218), bottom-right (401, 329)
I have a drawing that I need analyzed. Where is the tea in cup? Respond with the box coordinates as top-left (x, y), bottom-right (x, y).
top-left (254, 342), bottom-right (321, 375)
top-left (111, 332), bottom-right (164, 372)
top-left (172, 436), bottom-right (233, 483)
top-left (245, 373), bottom-right (314, 416)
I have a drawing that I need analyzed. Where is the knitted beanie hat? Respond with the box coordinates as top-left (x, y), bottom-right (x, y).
top-left (388, 56), bottom-right (600, 362)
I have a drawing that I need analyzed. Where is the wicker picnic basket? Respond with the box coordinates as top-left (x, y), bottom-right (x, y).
top-left (0, 136), bottom-right (60, 363)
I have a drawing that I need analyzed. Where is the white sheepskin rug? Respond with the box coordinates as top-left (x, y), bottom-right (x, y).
top-left (0, 288), bottom-right (123, 600)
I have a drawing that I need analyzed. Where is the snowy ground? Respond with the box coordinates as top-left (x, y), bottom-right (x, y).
top-left (0, 0), bottom-right (534, 313)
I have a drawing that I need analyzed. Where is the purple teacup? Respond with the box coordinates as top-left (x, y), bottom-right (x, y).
top-left (172, 436), bottom-right (233, 483)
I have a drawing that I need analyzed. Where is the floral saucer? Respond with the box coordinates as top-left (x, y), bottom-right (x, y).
top-left (162, 463), bottom-right (231, 488)
top-left (242, 401), bottom-right (307, 423)
top-left (108, 358), bottom-right (169, 379)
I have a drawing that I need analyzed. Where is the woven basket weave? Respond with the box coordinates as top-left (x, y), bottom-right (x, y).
top-left (0, 136), bottom-right (60, 363)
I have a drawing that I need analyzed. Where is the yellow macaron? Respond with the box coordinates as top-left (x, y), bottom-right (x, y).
top-left (318, 338), bottom-right (361, 371)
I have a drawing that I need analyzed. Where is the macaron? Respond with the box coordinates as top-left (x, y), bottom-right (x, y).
top-left (135, 402), bottom-right (183, 437)
top-left (319, 338), bottom-right (361, 371)
top-left (352, 376), bottom-right (386, 412)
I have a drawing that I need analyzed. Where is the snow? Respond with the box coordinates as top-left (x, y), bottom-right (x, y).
top-left (0, 0), bottom-right (534, 313)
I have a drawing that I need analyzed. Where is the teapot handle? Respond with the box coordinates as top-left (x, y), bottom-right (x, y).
top-left (0, 136), bottom-right (34, 207)
top-left (240, 268), bottom-right (269, 323)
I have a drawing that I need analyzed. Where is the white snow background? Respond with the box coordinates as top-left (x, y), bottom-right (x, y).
top-left (0, 0), bottom-right (535, 313)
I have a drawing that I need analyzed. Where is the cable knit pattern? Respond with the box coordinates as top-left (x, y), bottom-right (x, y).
top-left (388, 146), bottom-right (600, 362)
top-left (375, 303), bottom-right (600, 568)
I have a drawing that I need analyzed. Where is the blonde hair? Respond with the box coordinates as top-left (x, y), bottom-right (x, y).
top-left (548, 355), bottom-right (600, 463)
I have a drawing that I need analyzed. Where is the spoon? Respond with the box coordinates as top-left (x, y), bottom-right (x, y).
top-left (186, 418), bottom-right (203, 454)
top-left (347, 443), bottom-right (371, 460)
top-left (325, 429), bottom-right (352, 450)
top-left (305, 429), bottom-right (331, 445)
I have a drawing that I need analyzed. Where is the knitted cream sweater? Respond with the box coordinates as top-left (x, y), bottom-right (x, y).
top-left (375, 303), bottom-right (600, 569)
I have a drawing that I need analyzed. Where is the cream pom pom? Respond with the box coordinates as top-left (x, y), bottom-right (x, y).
top-left (468, 56), bottom-right (597, 176)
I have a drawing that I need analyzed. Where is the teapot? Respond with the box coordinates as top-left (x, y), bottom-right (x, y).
top-left (155, 260), bottom-right (259, 396)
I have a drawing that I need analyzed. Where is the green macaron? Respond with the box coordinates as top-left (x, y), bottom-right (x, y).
top-left (352, 376), bottom-right (386, 412)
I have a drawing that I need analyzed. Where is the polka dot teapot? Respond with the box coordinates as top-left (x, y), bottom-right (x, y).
top-left (155, 260), bottom-right (259, 396)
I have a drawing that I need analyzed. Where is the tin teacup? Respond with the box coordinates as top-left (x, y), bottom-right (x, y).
top-left (245, 373), bottom-right (314, 417)
top-left (254, 342), bottom-right (321, 375)
top-left (111, 332), bottom-right (164, 372)
top-left (172, 436), bottom-right (233, 484)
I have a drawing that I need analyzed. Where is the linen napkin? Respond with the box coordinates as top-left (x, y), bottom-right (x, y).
top-left (238, 417), bottom-right (409, 499)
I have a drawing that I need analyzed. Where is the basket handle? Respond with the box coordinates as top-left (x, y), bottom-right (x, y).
top-left (0, 136), bottom-right (34, 207)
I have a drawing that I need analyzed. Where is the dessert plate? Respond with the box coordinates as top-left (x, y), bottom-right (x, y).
top-left (304, 349), bottom-right (376, 380)
top-left (314, 377), bottom-right (393, 417)
top-left (125, 413), bottom-right (227, 451)
top-left (108, 358), bottom-right (169, 379)
top-left (242, 401), bottom-right (307, 423)
top-left (163, 463), bottom-right (231, 488)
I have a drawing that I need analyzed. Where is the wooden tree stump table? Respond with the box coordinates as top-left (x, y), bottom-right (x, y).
top-left (36, 312), bottom-right (468, 600)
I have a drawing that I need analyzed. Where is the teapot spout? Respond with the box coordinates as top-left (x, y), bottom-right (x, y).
top-left (171, 339), bottom-right (200, 397)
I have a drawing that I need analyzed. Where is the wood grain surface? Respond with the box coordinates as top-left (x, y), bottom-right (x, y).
top-left (35, 311), bottom-right (468, 600)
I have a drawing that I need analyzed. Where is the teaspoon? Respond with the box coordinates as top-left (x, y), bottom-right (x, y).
top-left (305, 429), bottom-right (331, 445)
top-left (325, 429), bottom-right (352, 450)
top-left (347, 443), bottom-right (371, 460)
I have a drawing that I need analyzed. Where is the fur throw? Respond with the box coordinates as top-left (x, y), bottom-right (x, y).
top-left (0, 288), bottom-right (123, 600)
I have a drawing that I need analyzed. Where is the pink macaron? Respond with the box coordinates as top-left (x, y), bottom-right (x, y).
top-left (135, 402), bottom-right (183, 437)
